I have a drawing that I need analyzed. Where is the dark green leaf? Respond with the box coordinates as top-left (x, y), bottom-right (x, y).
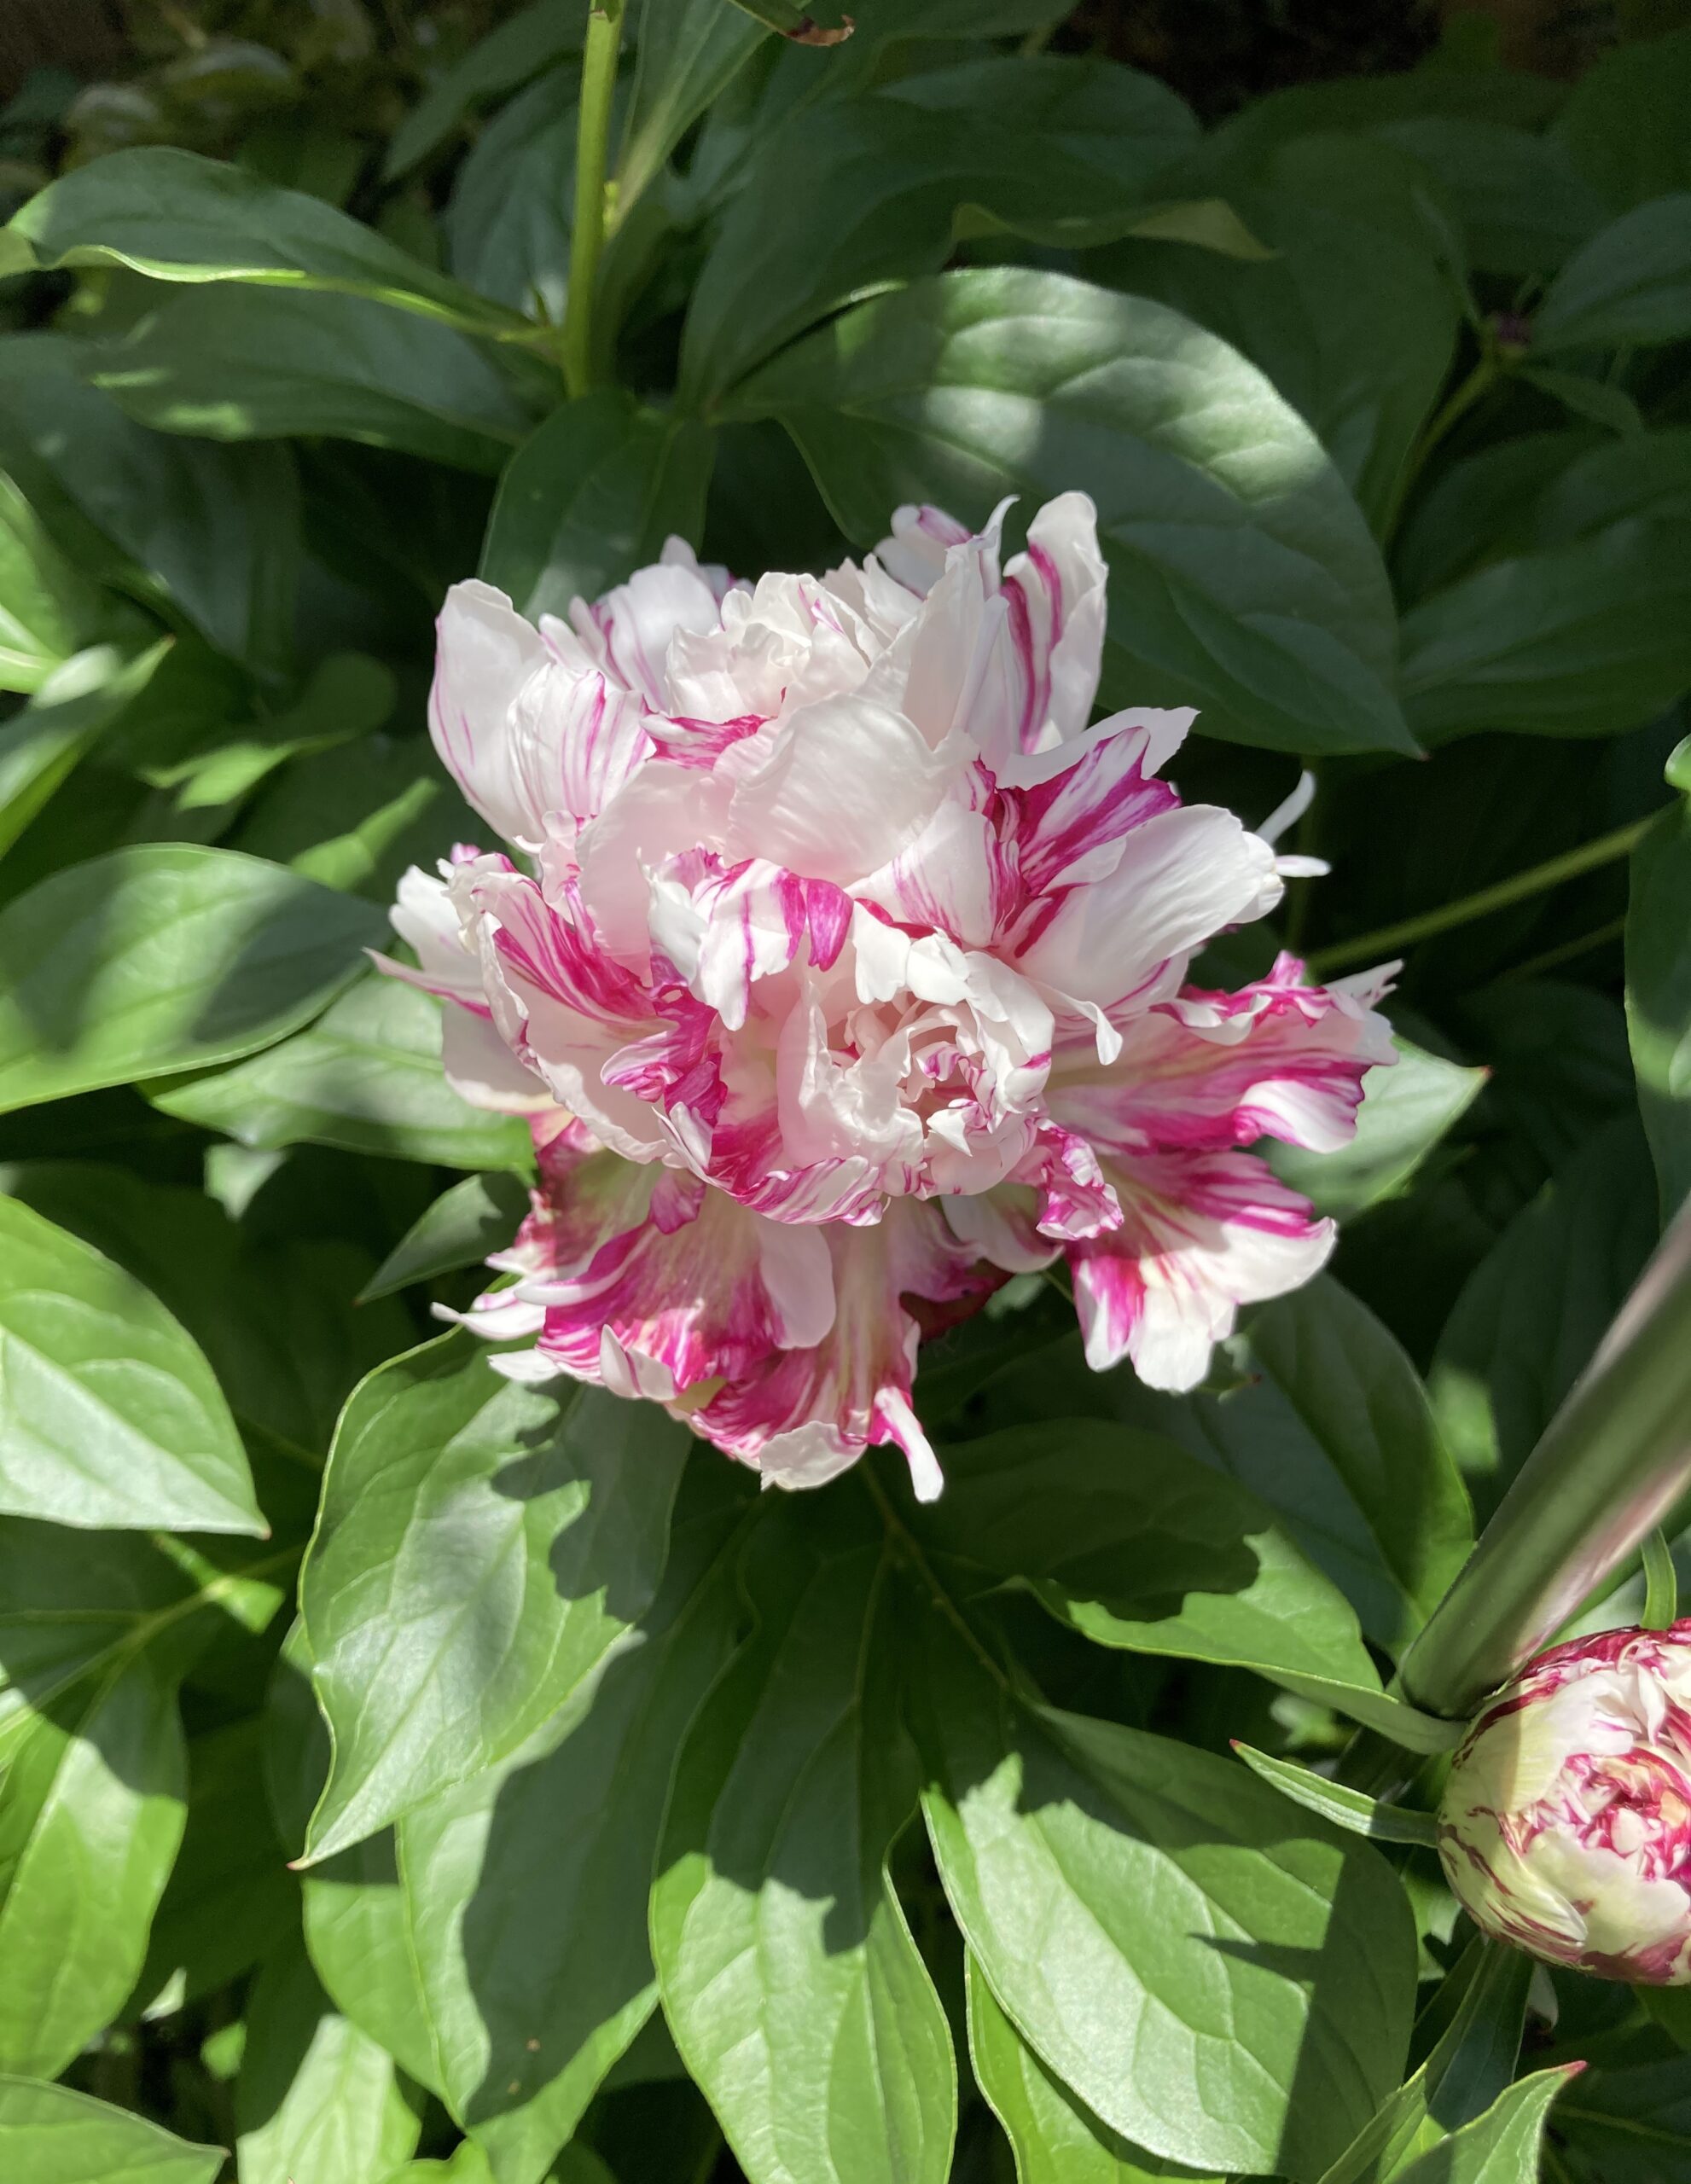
top-left (8, 147), bottom-right (516, 334)
top-left (1627, 798), bottom-right (1691, 1218)
top-left (1317, 1942), bottom-right (1532, 2184)
top-left (1367, 117), bottom-right (1604, 277)
top-left (1550, 24), bottom-right (1691, 211)
top-left (299, 1334), bottom-right (690, 1859)
top-left (968, 1957), bottom-right (1211, 2183)
top-left (1533, 195), bottom-right (1691, 354)
top-left (0, 1651), bottom-right (185, 2076)
top-left (0, 641), bottom-right (171, 858)
top-left (0, 1194), bottom-right (263, 1534)
top-left (1388, 2070), bottom-right (1575, 2184)
top-left (0, 845), bottom-right (386, 1114)
top-left (735, 266), bottom-right (1412, 758)
top-left (917, 1606), bottom-right (1417, 2178)
top-left (400, 1462), bottom-right (752, 2181)
top-left (385, 2), bottom-right (586, 183)
top-left (652, 1502), bottom-right (956, 2184)
top-left (480, 390), bottom-right (717, 621)
top-left (618, 0), bottom-right (769, 215)
top-left (682, 58), bottom-right (1197, 401)
top-left (136, 1715), bottom-right (294, 2012)
top-left (230, 733), bottom-right (476, 902)
top-left (0, 2077), bottom-right (222, 2184)
top-left (235, 1937), bottom-right (421, 2184)
top-left (0, 470), bottom-right (107, 693)
top-left (1089, 135), bottom-right (1458, 536)
top-left (359, 1171), bottom-right (532, 1303)
top-left (92, 288), bottom-right (538, 475)
top-left (1269, 1037), bottom-right (1487, 1220)
top-left (915, 1422), bottom-right (1446, 1744)
top-left (1430, 1116), bottom-right (1658, 1511)
top-left (1554, 2053), bottom-right (1691, 2182)
top-left (0, 334), bottom-right (301, 675)
top-left (146, 973), bottom-right (532, 1170)
top-left (445, 70), bottom-right (576, 322)
top-left (1230, 1745), bottom-right (1439, 1847)
top-left (131, 651), bottom-right (394, 817)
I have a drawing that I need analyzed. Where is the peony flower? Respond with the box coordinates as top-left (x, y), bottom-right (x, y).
top-left (380, 493), bottom-right (1395, 1498)
top-left (1438, 1623), bottom-right (1691, 1984)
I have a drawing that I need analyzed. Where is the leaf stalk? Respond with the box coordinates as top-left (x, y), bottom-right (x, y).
top-left (562, 0), bottom-right (625, 398)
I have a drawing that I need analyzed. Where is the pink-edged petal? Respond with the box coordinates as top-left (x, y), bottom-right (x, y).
top-left (874, 502), bottom-right (977, 598)
top-left (428, 583), bottom-right (554, 847)
top-left (564, 553), bottom-right (725, 711)
top-left (852, 775), bottom-right (1018, 950)
top-left (1011, 804), bottom-right (1282, 1014)
top-left (468, 1130), bottom-right (836, 1402)
top-left (1050, 953), bottom-right (1398, 1158)
top-left (657, 858), bottom-right (851, 1032)
top-left (999, 712), bottom-right (1191, 897)
top-left (941, 1182), bottom-right (1060, 1273)
top-left (691, 1199), bottom-right (997, 1501)
top-left (1000, 490), bottom-right (1109, 749)
top-left (1067, 1148), bottom-right (1334, 1391)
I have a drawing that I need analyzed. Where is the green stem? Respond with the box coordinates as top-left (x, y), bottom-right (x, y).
top-left (1381, 352), bottom-right (1497, 544)
top-left (561, 0), bottom-right (625, 399)
top-left (1400, 1195), bottom-right (1691, 1719)
top-left (1306, 815), bottom-right (1653, 977)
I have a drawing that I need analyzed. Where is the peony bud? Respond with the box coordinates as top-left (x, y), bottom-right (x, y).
top-left (1438, 1622), bottom-right (1691, 1984)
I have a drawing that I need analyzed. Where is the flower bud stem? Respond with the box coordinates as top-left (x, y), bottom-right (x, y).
top-left (1400, 1194), bottom-right (1691, 1721)
top-left (562, 0), bottom-right (625, 399)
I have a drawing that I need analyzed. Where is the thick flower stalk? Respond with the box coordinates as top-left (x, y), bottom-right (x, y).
top-left (1438, 1623), bottom-right (1691, 1984)
top-left (381, 494), bottom-right (1394, 1497)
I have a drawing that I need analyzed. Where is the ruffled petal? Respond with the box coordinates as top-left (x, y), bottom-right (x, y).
top-left (428, 582), bottom-right (553, 847)
top-left (1049, 954), bottom-right (1398, 1158)
top-left (692, 1199), bottom-right (997, 1501)
top-left (1066, 1148), bottom-right (1334, 1391)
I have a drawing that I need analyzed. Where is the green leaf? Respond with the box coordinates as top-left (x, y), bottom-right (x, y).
top-left (1627, 798), bottom-right (1691, 1218)
top-left (618, 0), bottom-right (769, 216)
top-left (682, 57), bottom-right (1197, 401)
top-left (230, 732), bottom-right (474, 902)
top-left (726, 0), bottom-right (853, 35)
top-left (132, 651), bottom-right (395, 816)
top-left (0, 1651), bottom-right (186, 2076)
top-left (1554, 2053), bottom-right (1691, 2181)
top-left (1399, 430), bottom-right (1691, 745)
top-left (1533, 195), bottom-right (1691, 354)
top-left (480, 390), bottom-right (717, 622)
top-left (0, 1161), bottom-right (415, 1458)
top-left (1643, 1526), bottom-right (1679, 1630)
top-left (1269, 1037), bottom-right (1487, 1220)
top-left (916, 1606), bottom-right (1417, 2179)
top-left (385, 2), bottom-right (586, 183)
top-left (1230, 1745), bottom-right (1439, 1847)
top-left (359, 1171), bottom-right (532, 1303)
top-left (91, 288), bottom-right (538, 476)
top-left (735, 267), bottom-right (1412, 758)
top-left (0, 2077), bottom-right (223, 2184)
top-left (1430, 1116), bottom-right (1658, 1511)
top-left (400, 1462), bottom-right (752, 2183)
top-left (1366, 117), bottom-right (1605, 277)
top-left (137, 1715), bottom-right (294, 2011)
top-left (0, 334), bottom-right (301, 675)
top-left (968, 1955), bottom-right (1217, 2184)
top-left (7, 147), bottom-right (517, 335)
top-left (1317, 1942), bottom-right (1532, 2184)
top-left (146, 973), bottom-right (532, 1170)
top-left (0, 470), bottom-right (107, 693)
top-left (0, 641), bottom-right (171, 859)
top-left (1088, 134), bottom-right (1458, 537)
top-left (0, 844), bottom-right (386, 1114)
top-left (1228, 1278), bottom-right (1473, 1649)
top-left (1516, 364), bottom-right (1643, 437)
top-left (235, 1937), bottom-right (422, 2184)
top-left (445, 70), bottom-right (577, 322)
top-left (1388, 2070), bottom-right (1576, 2184)
top-left (299, 1334), bottom-right (690, 1860)
top-left (0, 1194), bottom-right (264, 1534)
top-left (915, 1422), bottom-right (1431, 1741)
top-left (1550, 24), bottom-right (1691, 211)
top-left (652, 1502), bottom-right (956, 2184)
